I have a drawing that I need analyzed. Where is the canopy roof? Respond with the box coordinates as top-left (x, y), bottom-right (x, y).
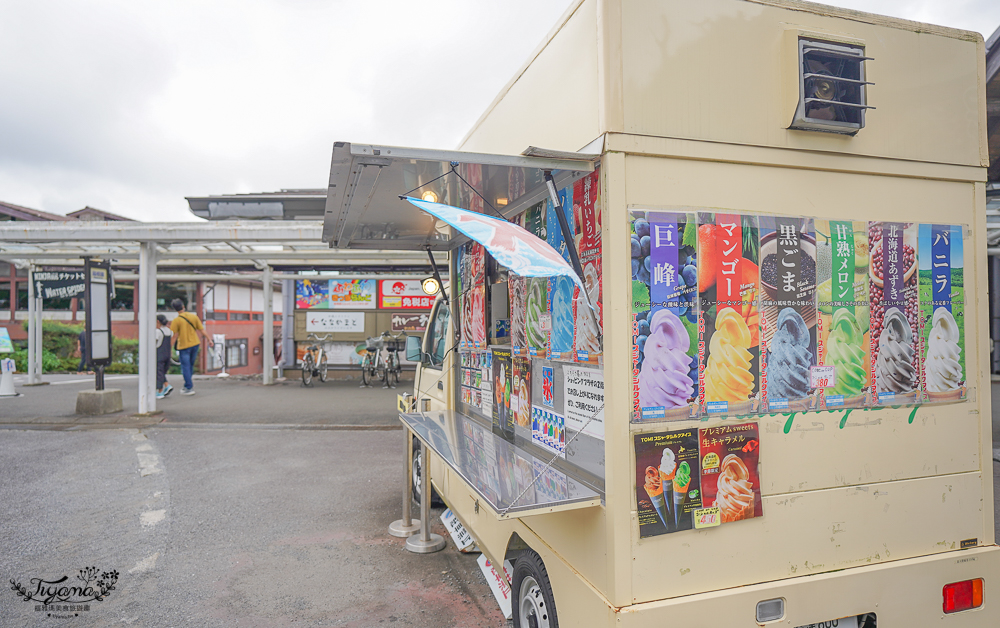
top-left (322, 142), bottom-right (597, 250)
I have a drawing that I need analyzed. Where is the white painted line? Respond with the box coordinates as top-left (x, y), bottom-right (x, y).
top-left (137, 453), bottom-right (162, 476)
top-left (140, 510), bottom-right (166, 527)
top-left (129, 552), bottom-right (160, 573)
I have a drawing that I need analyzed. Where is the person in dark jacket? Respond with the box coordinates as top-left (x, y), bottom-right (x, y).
top-left (155, 314), bottom-right (174, 399)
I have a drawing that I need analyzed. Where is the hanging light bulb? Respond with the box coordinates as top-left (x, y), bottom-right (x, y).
top-left (421, 190), bottom-right (438, 203)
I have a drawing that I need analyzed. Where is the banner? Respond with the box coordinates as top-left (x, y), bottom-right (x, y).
top-left (34, 270), bottom-right (86, 300)
top-left (305, 311), bottom-right (364, 333)
top-left (329, 279), bottom-right (376, 310)
top-left (378, 280), bottom-right (434, 310)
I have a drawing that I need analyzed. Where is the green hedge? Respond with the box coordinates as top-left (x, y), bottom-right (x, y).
top-left (9, 321), bottom-right (144, 374)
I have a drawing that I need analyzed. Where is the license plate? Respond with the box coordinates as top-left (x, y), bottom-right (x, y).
top-left (795, 616), bottom-right (859, 628)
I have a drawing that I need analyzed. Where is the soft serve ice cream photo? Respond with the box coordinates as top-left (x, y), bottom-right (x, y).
top-left (634, 428), bottom-right (702, 537)
top-left (697, 212), bottom-right (760, 416)
top-left (815, 220), bottom-right (871, 408)
top-left (918, 224), bottom-right (966, 402)
top-left (869, 221), bottom-right (919, 404)
top-left (698, 423), bottom-right (762, 526)
top-left (759, 216), bottom-right (817, 412)
top-left (631, 210), bottom-right (699, 420)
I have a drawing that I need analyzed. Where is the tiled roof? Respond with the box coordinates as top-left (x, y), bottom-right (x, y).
top-left (0, 200), bottom-right (71, 221)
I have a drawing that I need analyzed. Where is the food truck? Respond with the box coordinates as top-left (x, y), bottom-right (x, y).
top-left (320, 1), bottom-right (999, 625)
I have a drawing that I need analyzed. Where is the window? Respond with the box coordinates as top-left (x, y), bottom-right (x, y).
top-left (0, 286), bottom-right (9, 309)
top-left (252, 313), bottom-right (264, 321)
top-left (16, 287), bottom-right (28, 310)
top-left (157, 282), bottom-right (194, 310)
top-left (230, 312), bottom-right (250, 321)
top-left (790, 38), bottom-right (873, 135)
top-left (424, 301), bottom-right (451, 368)
top-left (112, 283), bottom-right (134, 311)
top-left (226, 338), bottom-right (248, 368)
top-left (205, 311), bottom-right (227, 321)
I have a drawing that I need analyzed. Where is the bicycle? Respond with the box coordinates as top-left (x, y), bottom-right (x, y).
top-left (360, 335), bottom-right (383, 387)
top-left (301, 333), bottom-right (330, 386)
top-left (380, 331), bottom-right (405, 389)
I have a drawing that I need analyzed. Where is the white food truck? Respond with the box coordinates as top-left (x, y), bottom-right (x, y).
top-left (320, 1), bottom-right (999, 625)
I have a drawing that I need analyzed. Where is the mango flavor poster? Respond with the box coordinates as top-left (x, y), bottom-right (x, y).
top-left (631, 210), bottom-right (699, 421)
top-left (918, 224), bottom-right (966, 402)
top-left (697, 212), bottom-right (760, 417)
top-left (698, 423), bottom-right (762, 524)
top-left (815, 220), bottom-right (870, 409)
top-left (635, 428), bottom-right (702, 538)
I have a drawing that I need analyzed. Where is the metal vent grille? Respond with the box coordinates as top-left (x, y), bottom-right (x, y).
top-left (791, 39), bottom-right (873, 135)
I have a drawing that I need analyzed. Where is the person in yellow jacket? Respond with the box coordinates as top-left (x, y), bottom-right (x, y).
top-left (169, 299), bottom-right (214, 395)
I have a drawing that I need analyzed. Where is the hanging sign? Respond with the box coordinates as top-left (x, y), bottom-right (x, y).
top-left (35, 270), bottom-right (86, 300)
top-left (306, 311), bottom-right (365, 333)
top-left (378, 280), bottom-right (435, 309)
top-left (391, 313), bottom-right (429, 332)
top-left (329, 280), bottom-right (376, 310)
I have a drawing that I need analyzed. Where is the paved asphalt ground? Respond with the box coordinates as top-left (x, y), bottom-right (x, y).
top-left (1, 374), bottom-right (999, 627)
top-left (0, 374), bottom-right (507, 627)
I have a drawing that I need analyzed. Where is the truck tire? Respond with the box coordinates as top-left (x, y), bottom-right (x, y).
top-left (411, 442), bottom-right (444, 507)
top-left (512, 550), bottom-right (558, 628)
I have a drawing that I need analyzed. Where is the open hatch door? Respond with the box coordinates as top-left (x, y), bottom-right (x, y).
top-left (322, 142), bottom-right (597, 250)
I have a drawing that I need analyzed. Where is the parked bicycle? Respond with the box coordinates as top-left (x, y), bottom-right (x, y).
top-left (360, 334), bottom-right (383, 387)
top-left (380, 331), bottom-right (405, 389)
top-left (301, 333), bottom-right (330, 386)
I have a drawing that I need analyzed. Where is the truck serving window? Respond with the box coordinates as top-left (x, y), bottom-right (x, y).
top-left (425, 302), bottom-right (450, 368)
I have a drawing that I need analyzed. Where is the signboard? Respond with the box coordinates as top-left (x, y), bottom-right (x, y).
top-left (34, 270), bottom-right (86, 300)
top-left (476, 555), bottom-right (514, 620)
top-left (563, 366), bottom-right (604, 439)
top-left (0, 327), bottom-right (13, 353)
top-left (378, 280), bottom-right (434, 309)
top-left (306, 311), bottom-right (365, 333)
top-left (440, 509), bottom-right (476, 551)
top-left (83, 260), bottom-right (112, 366)
top-left (390, 313), bottom-right (429, 332)
top-left (329, 279), bottom-right (376, 310)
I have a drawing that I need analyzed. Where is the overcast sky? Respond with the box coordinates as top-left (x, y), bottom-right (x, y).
top-left (1, 0), bottom-right (998, 222)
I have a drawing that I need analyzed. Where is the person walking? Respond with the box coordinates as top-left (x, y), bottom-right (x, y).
top-left (155, 314), bottom-right (174, 399)
top-left (169, 299), bottom-right (213, 395)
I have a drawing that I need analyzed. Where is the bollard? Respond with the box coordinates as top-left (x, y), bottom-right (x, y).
top-left (388, 430), bottom-right (421, 537)
top-left (0, 358), bottom-right (17, 397)
top-left (405, 439), bottom-right (446, 553)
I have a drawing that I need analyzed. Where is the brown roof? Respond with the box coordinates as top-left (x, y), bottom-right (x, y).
top-left (0, 200), bottom-right (71, 221)
top-left (66, 206), bottom-right (134, 221)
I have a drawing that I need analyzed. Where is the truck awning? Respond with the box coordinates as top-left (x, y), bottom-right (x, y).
top-left (322, 142), bottom-right (597, 251)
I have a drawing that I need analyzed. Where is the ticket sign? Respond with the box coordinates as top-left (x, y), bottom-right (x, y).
top-left (378, 280), bottom-right (434, 310)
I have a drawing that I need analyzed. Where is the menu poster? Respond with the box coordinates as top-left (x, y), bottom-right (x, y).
top-left (512, 357), bottom-right (532, 432)
top-left (548, 275), bottom-right (576, 361)
top-left (509, 274), bottom-right (527, 356)
top-left (491, 347), bottom-right (514, 442)
top-left (532, 405), bottom-right (565, 457)
top-left (816, 220), bottom-right (871, 409)
top-left (918, 224), bottom-right (966, 403)
top-left (698, 423), bottom-right (762, 525)
top-left (524, 200), bottom-right (546, 242)
top-left (546, 185), bottom-right (574, 266)
top-left (758, 216), bottom-right (818, 412)
top-left (631, 210), bottom-right (699, 421)
top-left (526, 277), bottom-right (549, 357)
top-left (870, 222), bottom-right (919, 405)
top-left (635, 428), bottom-right (702, 537)
top-left (468, 284), bottom-right (487, 349)
top-left (574, 170), bottom-right (603, 363)
top-left (698, 212), bottom-right (760, 417)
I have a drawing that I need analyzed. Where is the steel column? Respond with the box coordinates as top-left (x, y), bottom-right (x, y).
top-left (26, 267), bottom-right (39, 384)
top-left (389, 429), bottom-right (421, 537)
top-left (262, 265), bottom-right (273, 385)
top-left (404, 440), bottom-right (446, 553)
top-left (138, 242), bottom-right (159, 414)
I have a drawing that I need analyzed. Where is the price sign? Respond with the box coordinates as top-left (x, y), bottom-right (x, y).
top-left (693, 506), bottom-right (721, 529)
top-left (810, 365), bottom-right (836, 389)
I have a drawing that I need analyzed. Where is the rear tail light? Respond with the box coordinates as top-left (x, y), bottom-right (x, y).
top-left (942, 579), bottom-right (984, 614)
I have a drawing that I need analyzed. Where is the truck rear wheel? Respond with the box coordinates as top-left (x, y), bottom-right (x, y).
top-left (512, 550), bottom-right (558, 628)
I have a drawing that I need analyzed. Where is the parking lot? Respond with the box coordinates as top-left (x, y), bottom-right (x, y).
top-left (0, 374), bottom-right (507, 627)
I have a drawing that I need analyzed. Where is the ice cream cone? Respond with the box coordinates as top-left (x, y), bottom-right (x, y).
top-left (671, 461), bottom-right (692, 529)
top-left (643, 466), bottom-right (672, 530)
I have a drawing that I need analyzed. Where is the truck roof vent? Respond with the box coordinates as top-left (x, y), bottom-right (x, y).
top-left (790, 39), bottom-right (873, 135)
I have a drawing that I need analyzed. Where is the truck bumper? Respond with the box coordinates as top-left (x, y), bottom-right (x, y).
top-left (615, 545), bottom-right (1000, 627)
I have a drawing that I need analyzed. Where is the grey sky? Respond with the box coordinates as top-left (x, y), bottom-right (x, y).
top-left (1, 0), bottom-right (998, 222)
